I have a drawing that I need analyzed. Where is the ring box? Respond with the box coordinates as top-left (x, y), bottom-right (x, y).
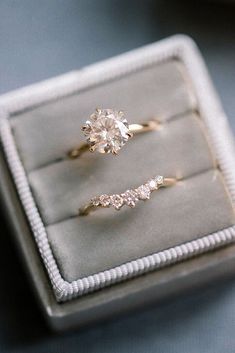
top-left (1, 35), bottom-right (235, 330)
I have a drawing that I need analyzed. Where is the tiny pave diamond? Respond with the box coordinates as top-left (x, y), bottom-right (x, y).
top-left (122, 190), bottom-right (138, 208)
top-left (111, 194), bottom-right (124, 210)
top-left (91, 197), bottom-right (100, 207)
top-left (79, 175), bottom-right (176, 216)
top-left (82, 109), bottom-right (130, 154)
top-left (148, 179), bottom-right (158, 191)
top-left (100, 194), bottom-right (111, 207)
top-left (136, 185), bottom-right (151, 200)
top-left (156, 175), bottom-right (164, 186)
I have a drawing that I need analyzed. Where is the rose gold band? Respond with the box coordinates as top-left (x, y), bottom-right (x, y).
top-left (79, 175), bottom-right (176, 216)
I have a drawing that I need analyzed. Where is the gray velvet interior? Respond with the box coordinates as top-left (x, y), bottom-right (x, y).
top-left (28, 112), bottom-right (215, 225)
top-left (47, 170), bottom-right (235, 281)
top-left (9, 59), bottom-right (235, 284)
top-left (11, 60), bottom-right (195, 172)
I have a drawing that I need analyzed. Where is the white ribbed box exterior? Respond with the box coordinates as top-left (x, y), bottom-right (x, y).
top-left (0, 35), bottom-right (235, 302)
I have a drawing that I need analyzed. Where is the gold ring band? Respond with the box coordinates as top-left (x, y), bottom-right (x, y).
top-left (79, 175), bottom-right (176, 216)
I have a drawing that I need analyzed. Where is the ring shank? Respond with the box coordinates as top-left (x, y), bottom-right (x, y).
top-left (79, 203), bottom-right (98, 216)
top-left (129, 120), bottom-right (160, 134)
top-left (163, 177), bottom-right (176, 187)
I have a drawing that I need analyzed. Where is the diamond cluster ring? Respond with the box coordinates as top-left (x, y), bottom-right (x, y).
top-left (68, 108), bottom-right (161, 158)
top-left (79, 175), bottom-right (176, 216)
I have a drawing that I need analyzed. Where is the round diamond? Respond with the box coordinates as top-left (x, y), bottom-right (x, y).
top-left (91, 197), bottom-right (100, 207)
top-left (148, 179), bottom-right (158, 191)
top-left (82, 109), bottom-right (130, 154)
top-left (148, 175), bottom-right (164, 190)
top-left (136, 185), bottom-right (151, 200)
top-left (110, 194), bottom-right (124, 210)
top-left (100, 194), bottom-right (111, 207)
top-left (122, 190), bottom-right (138, 208)
top-left (156, 175), bottom-right (164, 186)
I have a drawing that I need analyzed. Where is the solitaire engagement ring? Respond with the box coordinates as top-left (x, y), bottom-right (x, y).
top-left (68, 108), bottom-right (161, 158)
top-left (79, 175), bottom-right (176, 216)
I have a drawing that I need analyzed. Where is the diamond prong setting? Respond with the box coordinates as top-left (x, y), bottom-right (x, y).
top-left (89, 175), bottom-right (167, 212)
top-left (82, 109), bottom-right (131, 155)
top-left (110, 194), bottom-right (124, 210)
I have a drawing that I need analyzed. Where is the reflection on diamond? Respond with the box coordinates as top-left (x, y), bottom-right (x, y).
top-left (136, 185), bottom-right (151, 200)
top-left (82, 109), bottom-right (130, 154)
top-left (122, 190), bottom-right (138, 208)
top-left (100, 194), bottom-right (111, 207)
top-left (91, 197), bottom-right (100, 207)
top-left (111, 194), bottom-right (124, 210)
top-left (148, 179), bottom-right (157, 190)
top-left (156, 175), bottom-right (164, 185)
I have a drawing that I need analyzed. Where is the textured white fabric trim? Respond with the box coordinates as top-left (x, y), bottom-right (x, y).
top-left (0, 35), bottom-right (235, 301)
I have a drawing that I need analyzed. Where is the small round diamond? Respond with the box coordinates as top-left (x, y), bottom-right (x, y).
top-left (156, 175), bottom-right (164, 186)
top-left (110, 194), bottom-right (124, 210)
top-left (100, 194), bottom-right (111, 207)
top-left (148, 175), bottom-right (164, 190)
top-left (122, 190), bottom-right (138, 208)
top-left (91, 197), bottom-right (100, 207)
top-left (136, 185), bottom-right (151, 200)
top-left (82, 109), bottom-right (130, 154)
top-left (148, 179), bottom-right (158, 191)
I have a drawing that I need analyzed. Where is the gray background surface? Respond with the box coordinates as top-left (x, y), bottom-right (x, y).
top-left (0, 1), bottom-right (235, 352)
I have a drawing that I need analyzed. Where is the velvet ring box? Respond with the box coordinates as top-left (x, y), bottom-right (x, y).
top-left (0, 35), bottom-right (235, 330)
